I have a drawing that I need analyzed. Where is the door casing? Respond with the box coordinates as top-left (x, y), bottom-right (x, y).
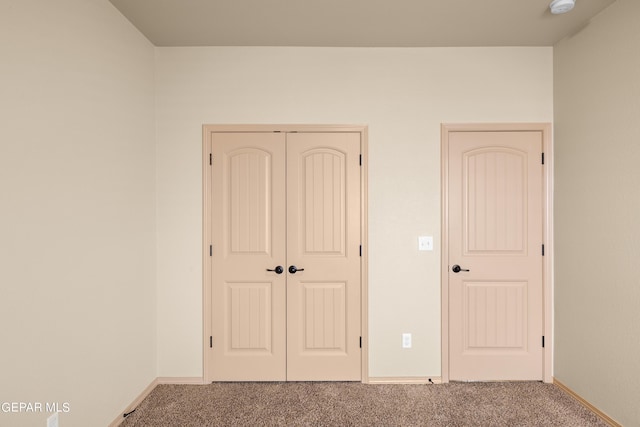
top-left (203, 124), bottom-right (369, 383)
top-left (440, 123), bottom-right (553, 383)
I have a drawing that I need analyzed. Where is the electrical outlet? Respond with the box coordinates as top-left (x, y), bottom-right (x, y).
top-left (402, 333), bottom-right (412, 349)
top-left (47, 412), bottom-right (59, 427)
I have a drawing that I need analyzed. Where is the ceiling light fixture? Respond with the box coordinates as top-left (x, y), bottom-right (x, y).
top-left (550, 0), bottom-right (576, 14)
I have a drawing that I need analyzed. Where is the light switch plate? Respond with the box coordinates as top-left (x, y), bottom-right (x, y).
top-left (418, 236), bottom-right (433, 251)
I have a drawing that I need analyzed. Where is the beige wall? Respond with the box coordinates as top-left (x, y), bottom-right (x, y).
top-left (0, 1), bottom-right (156, 426)
top-left (554, 0), bottom-right (640, 425)
top-left (0, 4), bottom-right (559, 422)
top-left (155, 46), bottom-right (553, 378)
top-left (6, 0), bottom-right (638, 423)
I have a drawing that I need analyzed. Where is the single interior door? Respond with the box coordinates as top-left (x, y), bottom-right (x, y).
top-left (208, 128), bottom-right (362, 382)
top-left (447, 129), bottom-right (543, 381)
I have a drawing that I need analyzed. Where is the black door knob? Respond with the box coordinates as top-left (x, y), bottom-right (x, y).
top-left (266, 266), bottom-right (284, 274)
top-left (452, 264), bottom-right (470, 273)
top-left (288, 265), bottom-right (305, 274)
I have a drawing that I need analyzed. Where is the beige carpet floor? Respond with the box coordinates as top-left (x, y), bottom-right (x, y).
top-left (120, 382), bottom-right (607, 426)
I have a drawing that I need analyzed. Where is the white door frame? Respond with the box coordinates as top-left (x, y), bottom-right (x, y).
top-left (440, 123), bottom-right (553, 383)
top-left (202, 124), bottom-right (369, 383)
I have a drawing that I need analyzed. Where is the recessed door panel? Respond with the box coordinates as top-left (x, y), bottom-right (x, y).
top-left (228, 149), bottom-right (272, 254)
top-left (465, 149), bottom-right (527, 254)
top-left (302, 282), bottom-right (347, 352)
top-left (464, 281), bottom-right (527, 351)
top-left (227, 282), bottom-right (273, 352)
top-left (302, 150), bottom-right (347, 255)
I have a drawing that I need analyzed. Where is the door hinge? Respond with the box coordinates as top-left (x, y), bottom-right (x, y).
top-left (359, 154), bottom-right (362, 166)
top-left (210, 245), bottom-right (213, 256)
top-left (359, 336), bottom-right (362, 348)
top-left (542, 244), bottom-right (545, 256)
top-left (210, 153), bottom-right (212, 165)
top-left (359, 245), bottom-right (362, 257)
top-left (542, 152), bottom-right (545, 165)
top-left (210, 336), bottom-right (213, 348)
top-left (542, 336), bottom-right (545, 348)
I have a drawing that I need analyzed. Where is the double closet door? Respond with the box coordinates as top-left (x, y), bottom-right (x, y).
top-left (208, 130), bottom-right (362, 381)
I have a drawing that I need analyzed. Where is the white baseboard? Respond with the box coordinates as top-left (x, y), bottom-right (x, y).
top-left (367, 376), bottom-right (442, 385)
top-left (157, 376), bottom-right (205, 385)
top-left (108, 377), bottom-right (205, 427)
top-left (553, 377), bottom-right (621, 427)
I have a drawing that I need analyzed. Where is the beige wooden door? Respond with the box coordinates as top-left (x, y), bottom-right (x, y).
top-left (210, 130), bottom-right (361, 381)
top-left (448, 130), bottom-right (543, 381)
top-left (211, 132), bottom-right (287, 381)
top-left (286, 132), bottom-right (362, 381)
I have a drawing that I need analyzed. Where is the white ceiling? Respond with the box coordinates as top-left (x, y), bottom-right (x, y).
top-left (109, 0), bottom-right (616, 47)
